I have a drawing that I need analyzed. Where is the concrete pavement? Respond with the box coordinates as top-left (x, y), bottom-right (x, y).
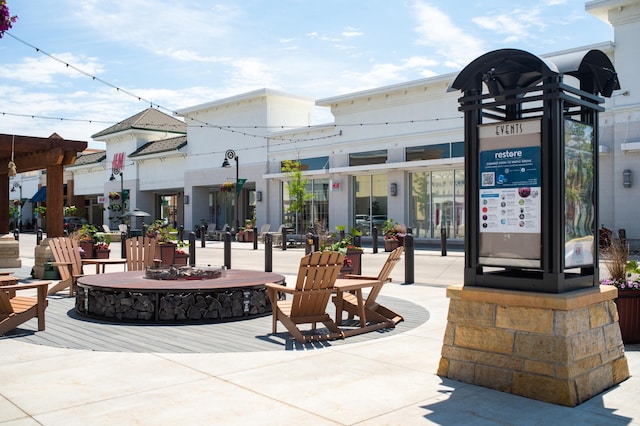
top-left (0, 233), bottom-right (638, 425)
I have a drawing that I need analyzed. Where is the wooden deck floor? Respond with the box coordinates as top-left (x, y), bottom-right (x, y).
top-left (1, 294), bottom-right (429, 352)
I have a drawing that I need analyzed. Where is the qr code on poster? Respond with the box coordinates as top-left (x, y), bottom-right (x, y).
top-left (482, 172), bottom-right (495, 187)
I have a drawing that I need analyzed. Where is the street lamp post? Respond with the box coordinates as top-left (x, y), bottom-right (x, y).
top-left (109, 169), bottom-right (124, 224)
top-left (221, 149), bottom-right (239, 232)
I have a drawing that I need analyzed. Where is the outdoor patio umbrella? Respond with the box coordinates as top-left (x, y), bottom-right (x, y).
top-left (122, 208), bottom-right (151, 231)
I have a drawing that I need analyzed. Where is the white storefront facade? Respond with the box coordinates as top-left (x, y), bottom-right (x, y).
top-left (63, 0), bottom-right (640, 246)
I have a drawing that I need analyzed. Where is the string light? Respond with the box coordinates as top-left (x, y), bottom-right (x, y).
top-left (3, 32), bottom-right (463, 144)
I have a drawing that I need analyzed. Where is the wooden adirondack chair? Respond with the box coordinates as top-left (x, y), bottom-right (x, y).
top-left (265, 251), bottom-right (346, 343)
top-left (214, 224), bottom-right (229, 241)
top-left (125, 236), bottom-right (158, 271)
top-left (268, 224), bottom-right (284, 247)
top-left (335, 246), bottom-right (404, 326)
top-left (257, 224), bottom-right (271, 243)
top-left (48, 237), bottom-right (84, 296)
top-left (0, 280), bottom-right (51, 335)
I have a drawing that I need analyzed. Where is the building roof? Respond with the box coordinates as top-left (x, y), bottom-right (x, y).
top-left (129, 135), bottom-right (187, 157)
top-left (91, 108), bottom-right (186, 139)
top-left (74, 151), bottom-right (107, 166)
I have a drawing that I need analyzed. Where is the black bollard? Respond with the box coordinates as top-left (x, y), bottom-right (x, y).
top-left (13, 228), bottom-right (18, 241)
top-left (120, 232), bottom-right (127, 258)
top-left (36, 228), bottom-right (43, 245)
top-left (201, 225), bottom-right (206, 247)
top-left (224, 231), bottom-right (232, 269)
top-left (189, 232), bottom-right (196, 266)
top-left (281, 226), bottom-right (287, 251)
top-left (313, 234), bottom-right (319, 252)
top-left (178, 225), bottom-right (184, 241)
top-left (372, 227), bottom-right (378, 253)
top-left (441, 227), bottom-right (447, 256)
top-left (404, 234), bottom-right (415, 284)
top-left (353, 234), bottom-right (361, 248)
top-left (253, 229), bottom-right (258, 250)
top-left (265, 233), bottom-right (273, 272)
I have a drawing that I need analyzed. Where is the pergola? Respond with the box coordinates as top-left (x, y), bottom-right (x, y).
top-left (0, 133), bottom-right (88, 238)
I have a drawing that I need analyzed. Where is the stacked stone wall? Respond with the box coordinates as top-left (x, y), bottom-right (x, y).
top-left (438, 285), bottom-right (629, 406)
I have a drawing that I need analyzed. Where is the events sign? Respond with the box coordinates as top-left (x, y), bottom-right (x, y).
top-left (478, 119), bottom-right (541, 268)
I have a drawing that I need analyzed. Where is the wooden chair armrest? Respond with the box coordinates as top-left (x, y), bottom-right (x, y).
top-left (344, 274), bottom-right (377, 280)
top-left (265, 282), bottom-right (293, 293)
top-left (1, 281), bottom-right (51, 291)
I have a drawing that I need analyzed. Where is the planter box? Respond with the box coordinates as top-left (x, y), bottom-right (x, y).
top-left (384, 239), bottom-right (400, 252)
top-left (174, 253), bottom-right (189, 266)
top-left (95, 248), bottom-right (110, 259)
top-left (345, 248), bottom-right (362, 275)
top-left (155, 242), bottom-right (177, 266)
top-left (79, 240), bottom-right (95, 259)
top-left (616, 290), bottom-right (640, 343)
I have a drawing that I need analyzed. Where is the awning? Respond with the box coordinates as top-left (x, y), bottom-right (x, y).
top-left (29, 184), bottom-right (67, 203)
top-left (30, 186), bottom-right (46, 203)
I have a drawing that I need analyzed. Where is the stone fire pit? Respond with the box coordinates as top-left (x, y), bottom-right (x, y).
top-left (75, 270), bottom-right (285, 323)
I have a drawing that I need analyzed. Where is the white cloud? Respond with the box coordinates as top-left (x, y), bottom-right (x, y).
top-left (74, 0), bottom-right (239, 59)
top-left (0, 54), bottom-right (104, 84)
top-left (342, 28), bottom-right (363, 38)
top-left (473, 8), bottom-right (546, 43)
top-left (411, 1), bottom-right (485, 69)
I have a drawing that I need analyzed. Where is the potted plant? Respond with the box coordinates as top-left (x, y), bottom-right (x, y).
top-left (600, 237), bottom-right (640, 343)
top-left (94, 234), bottom-right (111, 259)
top-left (326, 226), bottom-right (363, 276)
top-left (220, 182), bottom-right (234, 193)
top-left (147, 219), bottom-right (181, 265)
top-left (241, 218), bottom-right (256, 242)
top-left (75, 224), bottom-right (99, 258)
top-left (382, 219), bottom-right (406, 251)
top-left (108, 191), bottom-right (121, 200)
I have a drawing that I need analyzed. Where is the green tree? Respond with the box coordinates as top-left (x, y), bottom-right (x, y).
top-left (283, 160), bottom-right (312, 235)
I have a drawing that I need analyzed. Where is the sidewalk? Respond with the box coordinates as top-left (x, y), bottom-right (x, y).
top-left (1, 234), bottom-right (638, 425)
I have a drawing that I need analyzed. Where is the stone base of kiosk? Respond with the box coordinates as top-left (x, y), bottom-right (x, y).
top-left (0, 234), bottom-right (22, 268)
top-left (438, 285), bottom-right (630, 407)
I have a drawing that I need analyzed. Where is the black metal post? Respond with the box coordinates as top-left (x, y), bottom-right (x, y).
top-left (36, 228), bottom-right (43, 245)
top-left (441, 227), bottom-right (447, 256)
top-left (13, 228), bottom-right (18, 241)
top-left (372, 227), bottom-right (378, 253)
top-left (120, 232), bottom-right (127, 258)
top-left (404, 234), bottom-right (415, 284)
top-left (224, 231), bottom-right (232, 269)
top-left (281, 226), bottom-right (287, 251)
top-left (178, 225), bottom-right (184, 241)
top-left (189, 232), bottom-right (196, 266)
top-left (200, 225), bottom-right (206, 247)
top-left (253, 230), bottom-right (258, 250)
top-left (313, 234), bottom-right (319, 252)
top-left (265, 233), bottom-right (273, 272)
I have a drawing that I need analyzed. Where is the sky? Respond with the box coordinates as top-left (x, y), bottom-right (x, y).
top-left (0, 0), bottom-right (614, 148)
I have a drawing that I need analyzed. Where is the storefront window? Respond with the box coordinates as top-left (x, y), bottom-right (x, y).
top-left (354, 175), bottom-right (388, 236)
top-left (409, 169), bottom-right (464, 238)
top-left (409, 172), bottom-right (431, 237)
top-left (282, 178), bottom-right (329, 234)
